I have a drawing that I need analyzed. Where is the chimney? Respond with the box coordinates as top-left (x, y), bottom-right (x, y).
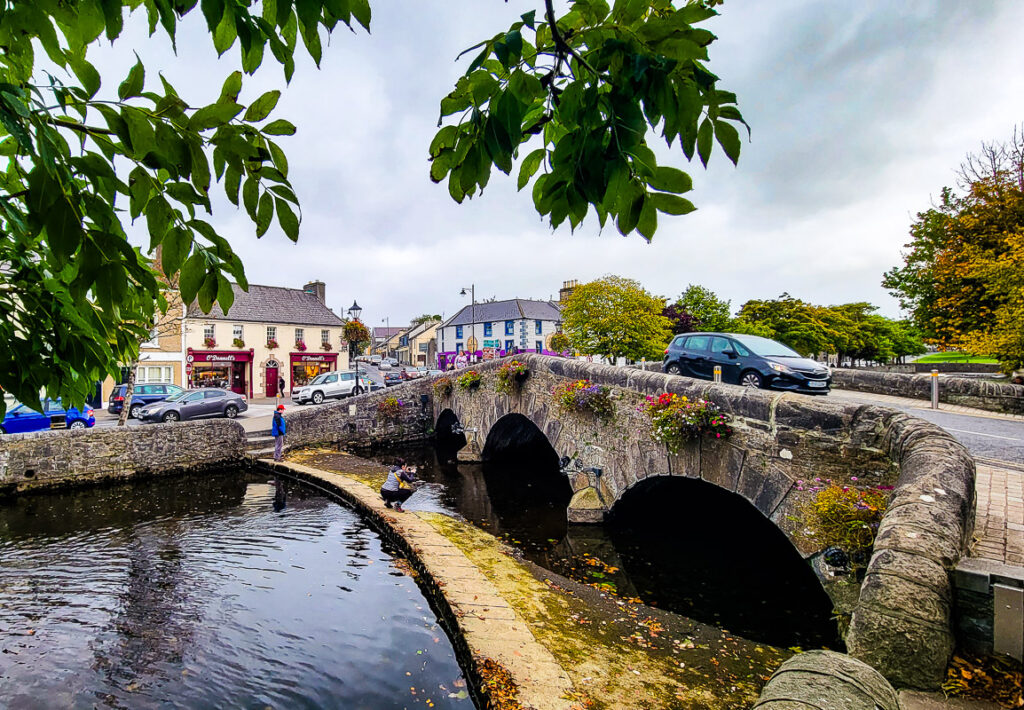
top-left (559, 279), bottom-right (578, 303)
top-left (303, 280), bottom-right (326, 303)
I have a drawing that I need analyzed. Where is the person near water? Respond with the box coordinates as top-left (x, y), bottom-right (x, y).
top-left (271, 404), bottom-right (286, 461)
top-left (380, 458), bottom-right (417, 512)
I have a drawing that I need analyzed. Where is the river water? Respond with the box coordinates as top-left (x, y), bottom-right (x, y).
top-left (0, 472), bottom-right (472, 709)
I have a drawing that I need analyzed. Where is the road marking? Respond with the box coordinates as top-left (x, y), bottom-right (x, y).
top-left (944, 427), bottom-right (1024, 442)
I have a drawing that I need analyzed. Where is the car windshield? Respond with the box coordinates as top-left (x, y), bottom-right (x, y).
top-left (731, 334), bottom-right (801, 358)
top-left (163, 391), bottom-right (189, 403)
top-left (309, 373), bottom-right (329, 385)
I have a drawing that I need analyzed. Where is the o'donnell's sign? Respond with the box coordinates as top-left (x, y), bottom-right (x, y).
top-left (188, 348), bottom-right (253, 362)
top-left (294, 354), bottom-right (331, 362)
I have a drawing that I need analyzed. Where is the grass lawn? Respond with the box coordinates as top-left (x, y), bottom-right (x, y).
top-left (915, 352), bottom-right (998, 364)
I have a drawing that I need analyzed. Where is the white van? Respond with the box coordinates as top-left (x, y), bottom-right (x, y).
top-left (292, 370), bottom-right (366, 405)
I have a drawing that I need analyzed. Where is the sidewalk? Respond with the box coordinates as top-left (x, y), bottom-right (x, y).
top-left (829, 388), bottom-right (1024, 422)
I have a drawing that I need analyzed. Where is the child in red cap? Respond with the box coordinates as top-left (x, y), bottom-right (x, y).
top-left (272, 404), bottom-right (286, 461)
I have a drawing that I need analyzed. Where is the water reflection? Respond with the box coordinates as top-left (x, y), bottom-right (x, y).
top-left (381, 444), bottom-right (838, 649)
top-left (0, 471), bottom-right (472, 709)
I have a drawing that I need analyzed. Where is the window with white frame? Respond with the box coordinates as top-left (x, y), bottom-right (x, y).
top-left (267, 326), bottom-right (277, 343)
top-left (233, 324), bottom-right (243, 341)
top-left (203, 324), bottom-right (215, 342)
top-left (321, 329), bottom-right (330, 345)
top-left (295, 328), bottom-right (304, 344)
top-left (138, 366), bottom-right (173, 383)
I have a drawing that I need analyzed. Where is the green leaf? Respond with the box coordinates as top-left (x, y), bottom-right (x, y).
top-left (68, 56), bottom-right (101, 99)
top-left (649, 166), bottom-right (692, 194)
top-left (145, 195), bottom-right (174, 251)
top-left (256, 191), bottom-right (274, 237)
top-left (262, 119), bottom-right (297, 135)
top-left (220, 70), bottom-right (243, 102)
top-left (189, 102), bottom-right (243, 131)
top-left (651, 193), bottom-right (696, 215)
top-left (697, 117), bottom-right (713, 167)
top-left (44, 198), bottom-right (84, 263)
top-left (637, 195), bottom-right (657, 241)
top-left (713, 119), bottom-right (741, 165)
top-left (517, 148), bottom-right (545, 191)
top-left (117, 56), bottom-right (145, 100)
top-left (274, 196), bottom-right (300, 241)
top-left (244, 90), bottom-right (282, 121)
top-left (350, 0), bottom-right (371, 30)
top-left (161, 226), bottom-right (192, 275)
top-left (216, 274), bottom-right (235, 313)
top-left (198, 271), bottom-right (218, 313)
top-left (179, 252), bottom-right (206, 304)
top-left (242, 177), bottom-right (259, 220)
top-left (429, 125), bottom-right (458, 158)
top-left (616, 180), bottom-right (644, 236)
top-left (267, 140), bottom-right (289, 177)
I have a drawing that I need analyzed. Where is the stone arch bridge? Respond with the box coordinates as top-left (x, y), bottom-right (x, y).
top-left (285, 354), bottom-right (975, 689)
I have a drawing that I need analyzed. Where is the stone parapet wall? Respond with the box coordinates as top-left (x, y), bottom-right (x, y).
top-left (0, 420), bottom-right (246, 496)
top-left (832, 367), bottom-right (1024, 414)
top-left (753, 650), bottom-right (901, 709)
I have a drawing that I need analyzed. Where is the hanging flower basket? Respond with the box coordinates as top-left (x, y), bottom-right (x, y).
top-left (433, 376), bottom-right (453, 398)
top-left (457, 370), bottom-right (482, 391)
top-left (232, 338), bottom-right (245, 349)
top-left (295, 340), bottom-right (307, 351)
top-left (203, 337), bottom-right (216, 348)
top-left (377, 395), bottom-right (405, 421)
top-left (495, 360), bottom-right (528, 394)
top-left (321, 342), bottom-right (333, 351)
top-left (638, 393), bottom-right (733, 453)
top-left (552, 379), bottom-right (614, 421)
top-left (266, 339), bottom-right (279, 349)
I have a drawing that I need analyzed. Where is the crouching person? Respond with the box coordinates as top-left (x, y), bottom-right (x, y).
top-left (380, 459), bottom-right (417, 512)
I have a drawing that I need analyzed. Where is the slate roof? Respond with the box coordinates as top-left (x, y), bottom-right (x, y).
top-left (373, 326), bottom-right (406, 339)
top-left (186, 284), bottom-right (346, 327)
top-left (442, 299), bottom-right (562, 328)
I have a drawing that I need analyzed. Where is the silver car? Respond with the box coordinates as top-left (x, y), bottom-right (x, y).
top-left (292, 370), bottom-right (367, 405)
top-left (139, 388), bottom-right (248, 423)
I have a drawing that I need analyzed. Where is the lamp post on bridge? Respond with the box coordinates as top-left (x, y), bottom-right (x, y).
top-left (348, 300), bottom-right (362, 394)
top-left (381, 316), bottom-right (390, 358)
top-left (459, 284), bottom-right (475, 362)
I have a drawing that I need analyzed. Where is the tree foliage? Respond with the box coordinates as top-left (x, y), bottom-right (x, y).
top-left (561, 275), bottom-right (671, 361)
top-left (0, 0), bottom-right (748, 419)
top-left (410, 313), bottom-right (442, 327)
top-left (735, 294), bottom-right (924, 363)
top-left (884, 128), bottom-right (1024, 373)
top-left (429, 0), bottom-right (747, 240)
top-left (674, 283), bottom-right (731, 331)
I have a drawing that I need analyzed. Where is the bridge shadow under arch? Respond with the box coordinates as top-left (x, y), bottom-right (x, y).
top-left (606, 476), bottom-right (839, 649)
top-left (434, 408), bottom-right (466, 463)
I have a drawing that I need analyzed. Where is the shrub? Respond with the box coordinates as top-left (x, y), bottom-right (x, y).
top-left (232, 337), bottom-right (245, 349)
top-left (495, 360), bottom-right (528, 394)
top-left (552, 379), bottom-right (614, 421)
top-left (638, 393), bottom-right (732, 453)
top-left (799, 480), bottom-right (890, 569)
top-left (377, 395), bottom-right (405, 421)
top-left (549, 332), bottom-right (571, 353)
top-left (433, 376), bottom-right (453, 398)
top-left (457, 370), bottom-right (482, 391)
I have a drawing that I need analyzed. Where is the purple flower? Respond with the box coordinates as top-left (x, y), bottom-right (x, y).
top-left (850, 476), bottom-right (858, 481)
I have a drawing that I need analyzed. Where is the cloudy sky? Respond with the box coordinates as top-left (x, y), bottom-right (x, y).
top-left (91, 1), bottom-right (1024, 326)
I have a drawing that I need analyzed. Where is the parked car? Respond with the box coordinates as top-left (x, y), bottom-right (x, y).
top-left (377, 361), bottom-right (392, 370)
top-left (400, 367), bottom-right (423, 380)
top-left (292, 370), bottom-right (366, 405)
top-left (109, 382), bottom-right (186, 418)
top-left (424, 369), bottom-right (445, 377)
top-left (382, 357), bottom-right (399, 367)
top-left (138, 388), bottom-right (248, 422)
top-left (1, 398), bottom-right (96, 434)
top-left (369, 355), bottom-right (382, 365)
top-left (383, 371), bottom-right (404, 387)
top-left (663, 332), bottom-right (832, 394)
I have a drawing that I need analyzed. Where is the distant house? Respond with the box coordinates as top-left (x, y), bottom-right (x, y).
top-left (372, 326), bottom-right (406, 357)
top-left (396, 319), bottom-right (440, 366)
top-left (436, 298), bottom-right (562, 365)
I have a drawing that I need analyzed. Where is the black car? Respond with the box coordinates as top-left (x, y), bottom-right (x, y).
top-left (663, 332), bottom-right (832, 394)
top-left (109, 382), bottom-right (186, 418)
top-left (383, 371), bottom-right (404, 387)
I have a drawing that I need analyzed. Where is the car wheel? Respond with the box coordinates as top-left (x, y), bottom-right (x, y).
top-left (353, 385), bottom-right (363, 396)
top-left (69, 420), bottom-right (87, 430)
top-left (741, 371), bottom-right (763, 389)
top-left (224, 405), bottom-right (238, 419)
top-left (129, 404), bottom-right (143, 419)
top-left (312, 391), bottom-right (324, 405)
top-left (162, 411), bottom-right (180, 422)
top-left (665, 362), bottom-right (682, 375)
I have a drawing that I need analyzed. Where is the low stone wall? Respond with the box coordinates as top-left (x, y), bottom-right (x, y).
top-left (0, 420), bottom-right (246, 496)
top-left (831, 368), bottom-right (1024, 414)
top-left (753, 650), bottom-right (901, 709)
top-left (283, 385), bottom-right (436, 451)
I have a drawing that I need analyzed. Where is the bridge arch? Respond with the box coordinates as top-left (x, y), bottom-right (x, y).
top-left (481, 413), bottom-right (560, 469)
top-left (434, 408), bottom-right (466, 462)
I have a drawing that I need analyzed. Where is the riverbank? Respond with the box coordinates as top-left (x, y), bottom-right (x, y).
top-left (273, 447), bottom-right (792, 709)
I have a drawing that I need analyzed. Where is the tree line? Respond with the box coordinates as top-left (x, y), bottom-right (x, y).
top-left (560, 276), bottom-right (925, 364)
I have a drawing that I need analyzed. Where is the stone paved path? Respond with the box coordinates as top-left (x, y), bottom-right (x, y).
top-left (973, 461), bottom-right (1024, 565)
top-left (259, 459), bottom-right (577, 710)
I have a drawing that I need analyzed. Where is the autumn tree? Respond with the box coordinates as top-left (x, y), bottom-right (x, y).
top-left (884, 128), bottom-right (1024, 372)
top-left (549, 332), bottom-right (572, 353)
top-left (561, 275), bottom-right (671, 362)
top-left (0, 0), bottom-right (745, 418)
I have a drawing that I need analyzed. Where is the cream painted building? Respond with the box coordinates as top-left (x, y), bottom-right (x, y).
top-left (183, 280), bottom-right (349, 398)
top-left (395, 320), bottom-right (440, 366)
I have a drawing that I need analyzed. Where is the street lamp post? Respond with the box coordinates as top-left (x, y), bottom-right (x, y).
top-left (460, 284), bottom-right (475, 362)
top-left (348, 300), bottom-right (362, 394)
top-left (381, 316), bottom-right (390, 358)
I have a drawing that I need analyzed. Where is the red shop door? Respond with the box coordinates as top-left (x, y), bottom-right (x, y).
top-left (266, 365), bottom-right (278, 397)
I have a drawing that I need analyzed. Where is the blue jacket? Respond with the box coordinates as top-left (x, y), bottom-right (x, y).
top-left (272, 412), bottom-right (286, 436)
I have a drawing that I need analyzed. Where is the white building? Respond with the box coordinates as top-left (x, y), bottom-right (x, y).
top-left (436, 298), bottom-right (562, 366)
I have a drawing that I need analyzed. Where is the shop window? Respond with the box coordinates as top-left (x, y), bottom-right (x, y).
top-left (535, 320), bottom-right (543, 335)
top-left (138, 366), bottom-right (172, 383)
top-left (536, 340), bottom-right (543, 352)
top-left (455, 342), bottom-right (463, 353)
top-left (504, 340), bottom-right (514, 351)
top-left (505, 320), bottom-right (514, 336)
top-left (483, 322), bottom-right (492, 337)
